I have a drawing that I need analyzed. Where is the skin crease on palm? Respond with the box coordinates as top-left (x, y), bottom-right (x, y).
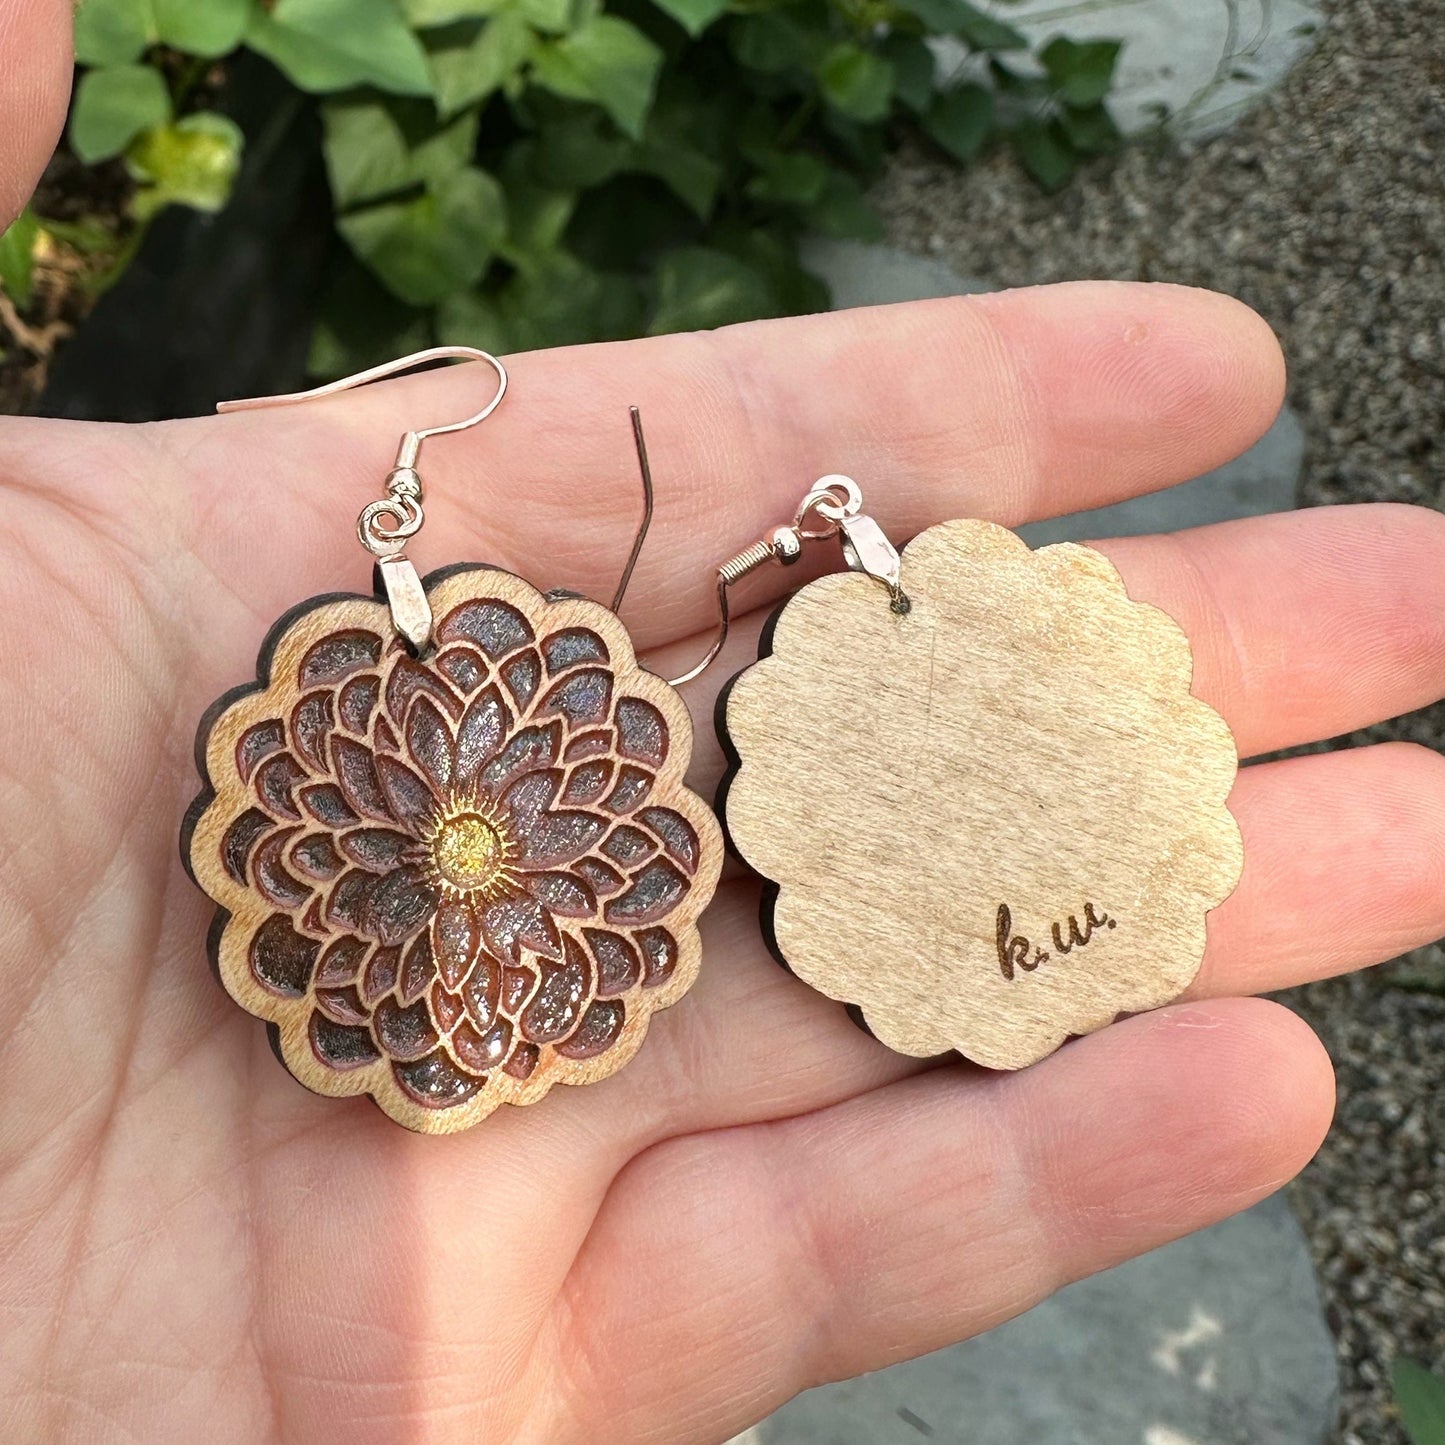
top-left (4, 8), bottom-right (1445, 1443)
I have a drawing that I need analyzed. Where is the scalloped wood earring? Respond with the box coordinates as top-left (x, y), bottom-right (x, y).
top-left (181, 350), bottom-right (722, 1134)
top-left (698, 478), bottom-right (1242, 1070)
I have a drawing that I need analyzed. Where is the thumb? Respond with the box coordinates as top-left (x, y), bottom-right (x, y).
top-left (0, 0), bottom-right (72, 229)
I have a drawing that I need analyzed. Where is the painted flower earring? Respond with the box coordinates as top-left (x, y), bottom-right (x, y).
top-left (183, 349), bottom-right (723, 1134)
top-left (705, 478), bottom-right (1242, 1069)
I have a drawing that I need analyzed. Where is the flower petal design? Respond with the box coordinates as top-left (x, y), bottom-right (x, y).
top-left (188, 568), bottom-right (722, 1132)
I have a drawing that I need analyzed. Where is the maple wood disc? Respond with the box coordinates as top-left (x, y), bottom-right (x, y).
top-left (721, 519), bottom-right (1243, 1069)
top-left (185, 566), bottom-right (722, 1133)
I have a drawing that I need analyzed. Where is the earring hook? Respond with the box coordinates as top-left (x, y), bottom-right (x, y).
top-left (217, 347), bottom-right (509, 653)
top-left (666, 476), bottom-right (908, 687)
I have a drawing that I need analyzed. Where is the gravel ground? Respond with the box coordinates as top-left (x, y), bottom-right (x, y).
top-left (878, 3), bottom-right (1444, 1440)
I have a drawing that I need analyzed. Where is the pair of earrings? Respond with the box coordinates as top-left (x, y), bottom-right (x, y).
top-left (183, 348), bottom-right (1242, 1134)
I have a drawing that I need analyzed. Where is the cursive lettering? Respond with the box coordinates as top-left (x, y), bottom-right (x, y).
top-left (997, 902), bottom-right (1116, 981)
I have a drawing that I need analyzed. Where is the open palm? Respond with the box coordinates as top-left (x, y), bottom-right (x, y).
top-left (4, 284), bottom-right (1445, 1443)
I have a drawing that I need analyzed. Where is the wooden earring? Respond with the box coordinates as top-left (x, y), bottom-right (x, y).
top-left (706, 478), bottom-right (1242, 1070)
top-left (182, 351), bottom-right (722, 1134)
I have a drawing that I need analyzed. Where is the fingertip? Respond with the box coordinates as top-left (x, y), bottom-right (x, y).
top-left (0, 0), bottom-right (72, 226)
top-left (971, 281), bottom-right (1288, 517)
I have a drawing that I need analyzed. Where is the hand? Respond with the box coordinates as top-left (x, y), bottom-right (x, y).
top-left (4, 285), bottom-right (1444, 1443)
top-left (0, 0), bottom-right (70, 227)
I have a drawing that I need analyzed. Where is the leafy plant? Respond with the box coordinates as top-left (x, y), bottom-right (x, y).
top-left (1395, 1358), bottom-right (1445, 1445)
top-left (37, 0), bottom-right (1123, 372)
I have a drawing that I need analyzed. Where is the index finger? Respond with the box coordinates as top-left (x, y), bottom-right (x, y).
top-left (160, 282), bottom-right (1282, 653)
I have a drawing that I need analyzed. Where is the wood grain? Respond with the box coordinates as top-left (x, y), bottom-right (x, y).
top-left (721, 519), bottom-right (1242, 1069)
top-left (185, 566), bottom-right (723, 1133)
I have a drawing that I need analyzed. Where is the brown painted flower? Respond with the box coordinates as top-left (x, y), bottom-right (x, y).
top-left (186, 568), bottom-right (722, 1132)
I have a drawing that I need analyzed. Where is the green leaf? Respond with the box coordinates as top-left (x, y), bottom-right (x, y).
top-left (817, 43), bottom-right (893, 122)
top-left (73, 0), bottom-right (150, 65)
top-left (1057, 100), bottom-right (1120, 154)
top-left (245, 0), bottom-right (433, 96)
top-left (728, 11), bottom-right (811, 74)
top-left (69, 64), bottom-right (172, 165)
top-left (1010, 118), bottom-right (1074, 191)
top-left (1395, 1359), bottom-right (1445, 1445)
top-left (530, 116), bottom-right (627, 189)
top-left (0, 208), bottom-right (40, 308)
top-left (127, 112), bottom-right (245, 214)
top-left (1039, 36), bottom-right (1122, 106)
top-left (322, 97), bottom-right (479, 209)
top-left (436, 287), bottom-right (512, 352)
top-left (745, 149), bottom-right (829, 205)
top-left (73, 0), bottom-right (252, 63)
top-left (649, 0), bottom-right (729, 39)
top-left (338, 166), bottom-right (506, 304)
top-left (634, 129), bottom-right (723, 218)
top-left (648, 245), bottom-right (775, 334)
top-left (498, 177), bottom-right (576, 261)
top-left (953, 0), bottom-right (1027, 50)
top-left (400, 0), bottom-right (501, 25)
top-left (879, 33), bottom-right (935, 113)
top-left (924, 82), bottom-right (992, 161)
top-left (805, 170), bottom-right (883, 241)
top-left (532, 16), bottom-right (664, 140)
top-left (517, 0), bottom-right (586, 35)
top-left (425, 12), bottom-right (535, 117)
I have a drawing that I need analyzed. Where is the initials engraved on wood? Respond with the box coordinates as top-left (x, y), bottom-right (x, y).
top-left (721, 518), bottom-right (1243, 1070)
top-left (996, 902), bottom-right (1116, 981)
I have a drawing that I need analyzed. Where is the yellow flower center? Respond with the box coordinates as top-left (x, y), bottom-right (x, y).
top-left (430, 810), bottom-right (508, 896)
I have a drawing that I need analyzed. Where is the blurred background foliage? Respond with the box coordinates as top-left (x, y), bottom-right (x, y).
top-left (1, 0), bottom-right (1121, 389)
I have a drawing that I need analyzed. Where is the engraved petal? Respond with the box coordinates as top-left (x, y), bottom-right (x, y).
top-left (299, 782), bottom-right (358, 830)
top-left (363, 945), bottom-right (400, 1003)
top-left (254, 830), bottom-right (310, 909)
top-left (454, 685), bottom-right (511, 791)
top-left (500, 769), bottom-right (563, 833)
top-left (339, 827), bottom-right (412, 873)
top-left (300, 629), bottom-right (382, 686)
top-left (315, 985), bottom-right (369, 1026)
top-left (461, 951), bottom-right (502, 1030)
top-left (330, 735), bottom-right (394, 823)
top-left (500, 650), bottom-right (541, 710)
top-left (220, 808), bottom-right (272, 883)
top-left (562, 759), bottom-right (613, 807)
top-left (436, 644), bottom-right (487, 694)
top-left (637, 926), bottom-right (678, 986)
top-left (398, 930), bottom-right (435, 1004)
top-left (290, 833), bottom-right (344, 881)
top-left (556, 1000), bottom-right (625, 1059)
top-left (519, 938), bottom-right (592, 1044)
top-left (433, 898), bottom-right (480, 990)
top-left (309, 1012), bottom-right (380, 1071)
top-left (315, 934), bottom-right (370, 987)
top-left (375, 754), bottom-right (438, 832)
top-left (255, 753), bottom-right (307, 821)
top-left (337, 675), bottom-right (380, 733)
top-left (522, 871), bottom-right (597, 918)
top-left (605, 858), bottom-right (688, 926)
top-left (291, 691), bottom-right (335, 774)
top-left (237, 720), bottom-right (285, 783)
top-left (540, 667), bottom-right (612, 728)
top-left (249, 915), bottom-right (318, 997)
top-left (453, 1016), bottom-right (510, 1073)
top-left (517, 810), bottom-right (609, 869)
top-left (436, 597), bottom-right (534, 658)
top-left (601, 764), bottom-right (653, 816)
top-left (406, 695), bottom-right (456, 796)
top-left (637, 807), bottom-right (701, 875)
top-left (542, 628), bottom-right (610, 673)
top-left (393, 1051), bottom-right (484, 1107)
top-left (481, 896), bottom-right (563, 964)
top-left (362, 865), bottom-right (436, 947)
top-left (615, 696), bottom-right (668, 768)
top-left (584, 928), bottom-right (642, 996)
top-left (374, 997), bottom-right (439, 1061)
top-left (385, 655), bottom-right (462, 726)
